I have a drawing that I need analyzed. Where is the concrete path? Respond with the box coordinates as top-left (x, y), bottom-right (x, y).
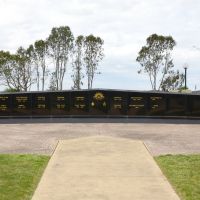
top-left (0, 119), bottom-right (200, 155)
top-left (32, 136), bottom-right (180, 200)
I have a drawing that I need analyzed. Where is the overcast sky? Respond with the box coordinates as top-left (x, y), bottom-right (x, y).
top-left (0, 0), bottom-right (200, 91)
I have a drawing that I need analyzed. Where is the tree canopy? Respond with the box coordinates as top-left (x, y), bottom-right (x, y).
top-left (0, 26), bottom-right (104, 92)
top-left (136, 34), bottom-right (178, 91)
top-left (84, 35), bottom-right (104, 89)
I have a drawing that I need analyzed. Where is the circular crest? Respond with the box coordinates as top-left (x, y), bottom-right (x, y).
top-left (93, 92), bottom-right (105, 101)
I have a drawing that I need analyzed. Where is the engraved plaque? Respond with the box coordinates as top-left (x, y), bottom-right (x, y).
top-left (108, 92), bottom-right (127, 115)
top-left (32, 93), bottom-right (50, 115)
top-left (12, 94), bottom-right (31, 115)
top-left (149, 95), bottom-right (166, 115)
top-left (70, 91), bottom-right (89, 115)
top-left (51, 92), bottom-right (69, 115)
top-left (0, 95), bottom-right (10, 116)
top-left (127, 94), bottom-right (146, 115)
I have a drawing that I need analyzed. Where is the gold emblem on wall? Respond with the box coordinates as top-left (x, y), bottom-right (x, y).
top-left (93, 92), bottom-right (105, 101)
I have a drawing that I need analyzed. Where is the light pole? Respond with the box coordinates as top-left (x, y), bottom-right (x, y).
top-left (183, 64), bottom-right (188, 89)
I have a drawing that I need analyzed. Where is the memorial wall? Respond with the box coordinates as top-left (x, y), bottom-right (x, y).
top-left (0, 89), bottom-right (199, 118)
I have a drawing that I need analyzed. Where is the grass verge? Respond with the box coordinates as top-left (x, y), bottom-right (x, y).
top-left (155, 154), bottom-right (200, 200)
top-left (0, 154), bottom-right (49, 200)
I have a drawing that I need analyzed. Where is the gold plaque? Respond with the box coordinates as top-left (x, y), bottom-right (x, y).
top-left (93, 92), bottom-right (104, 101)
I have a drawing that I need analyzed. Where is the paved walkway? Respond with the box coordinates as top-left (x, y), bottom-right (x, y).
top-left (32, 136), bottom-right (180, 200)
top-left (0, 118), bottom-right (200, 155)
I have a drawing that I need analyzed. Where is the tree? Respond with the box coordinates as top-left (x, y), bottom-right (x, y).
top-left (49, 72), bottom-right (57, 91)
top-left (136, 34), bottom-right (176, 90)
top-left (16, 47), bottom-right (35, 91)
top-left (84, 35), bottom-right (104, 89)
top-left (160, 70), bottom-right (184, 91)
top-left (0, 51), bottom-right (16, 90)
top-left (47, 26), bottom-right (74, 90)
top-left (0, 48), bottom-right (35, 91)
top-left (71, 35), bottom-right (84, 90)
top-left (4, 88), bottom-right (20, 92)
top-left (32, 40), bottom-right (48, 91)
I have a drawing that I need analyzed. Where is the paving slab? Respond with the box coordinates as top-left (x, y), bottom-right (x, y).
top-left (32, 136), bottom-right (180, 200)
top-left (1, 120), bottom-right (200, 155)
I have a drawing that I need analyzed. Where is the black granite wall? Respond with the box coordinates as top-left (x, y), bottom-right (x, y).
top-left (0, 89), bottom-right (199, 118)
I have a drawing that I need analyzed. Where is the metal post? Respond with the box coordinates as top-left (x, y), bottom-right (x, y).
top-left (184, 67), bottom-right (187, 89)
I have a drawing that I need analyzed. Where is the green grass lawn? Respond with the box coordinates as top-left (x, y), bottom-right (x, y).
top-left (155, 154), bottom-right (200, 200)
top-left (0, 154), bottom-right (49, 200)
top-left (0, 154), bottom-right (199, 200)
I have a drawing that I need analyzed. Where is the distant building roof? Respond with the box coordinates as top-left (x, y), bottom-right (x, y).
top-left (192, 90), bottom-right (200, 94)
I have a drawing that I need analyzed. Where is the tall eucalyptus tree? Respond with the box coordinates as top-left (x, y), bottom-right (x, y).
top-left (84, 35), bottom-right (104, 89)
top-left (136, 34), bottom-right (176, 91)
top-left (47, 26), bottom-right (74, 90)
top-left (71, 35), bottom-right (84, 90)
top-left (0, 47), bottom-right (35, 91)
top-left (32, 40), bottom-right (48, 91)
